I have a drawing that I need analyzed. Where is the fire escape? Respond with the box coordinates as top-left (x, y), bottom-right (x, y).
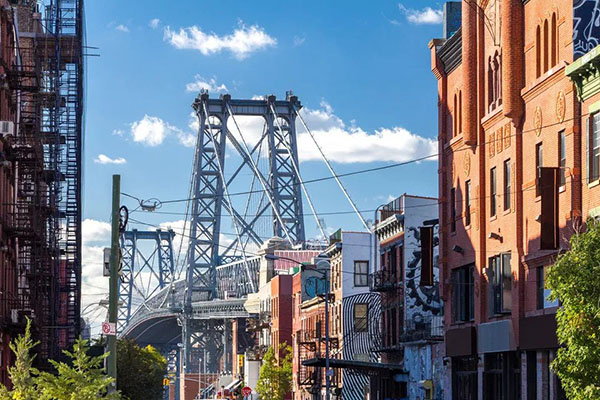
top-left (297, 310), bottom-right (339, 396)
top-left (5, 0), bottom-right (83, 363)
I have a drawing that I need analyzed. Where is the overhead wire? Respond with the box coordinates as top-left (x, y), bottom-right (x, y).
top-left (121, 107), bottom-right (590, 207)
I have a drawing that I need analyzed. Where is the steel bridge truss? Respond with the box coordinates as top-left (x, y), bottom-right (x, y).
top-left (183, 93), bottom-right (306, 372)
top-left (118, 229), bottom-right (176, 333)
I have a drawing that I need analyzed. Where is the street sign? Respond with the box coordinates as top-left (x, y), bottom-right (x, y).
top-left (242, 386), bottom-right (252, 396)
top-left (101, 322), bottom-right (116, 336)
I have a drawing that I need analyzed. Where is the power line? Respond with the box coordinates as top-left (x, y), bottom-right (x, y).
top-left (121, 108), bottom-right (588, 207)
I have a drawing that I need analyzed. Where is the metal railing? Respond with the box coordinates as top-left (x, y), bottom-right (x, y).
top-left (370, 270), bottom-right (400, 292)
top-left (399, 315), bottom-right (444, 343)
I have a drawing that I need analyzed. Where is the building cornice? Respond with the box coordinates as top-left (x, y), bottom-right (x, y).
top-left (566, 44), bottom-right (600, 101)
top-left (436, 28), bottom-right (462, 75)
top-left (522, 61), bottom-right (568, 102)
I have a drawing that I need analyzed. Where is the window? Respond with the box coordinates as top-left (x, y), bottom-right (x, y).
top-left (504, 160), bottom-right (511, 211)
top-left (388, 246), bottom-right (397, 279)
top-left (354, 261), bottom-right (369, 287)
top-left (452, 264), bottom-right (475, 323)
top-left (537, 266), bottom-right (559, 309)
top-left (536, 25), bottom-right (541, 78)
top-left (551, 13), bottom-right (558, 67)
top-left (354, 303), bottom-right (368, 332)
top-left (459, 91), bottom-right (463, 134)
top-left (465, 180), bottom-right (471, 226)
top-left (591, 114), bottom-right (600, 182)
top-left (559, 131), bottom-right (566, 187)
top-left (489, 253), bottom-right (512, 315)
top-left (453, 93), bottom-right (458, 137)
top-left (490, 168), bottom-right (497, 217)
top-left (536, 142), bottom-right (543, 196)
top-left (453, 356), bottom-right (478, 400)
top-left (450, 188), bottom-right (457, 232)
top-left (543, 19), bottom-right (549, 72)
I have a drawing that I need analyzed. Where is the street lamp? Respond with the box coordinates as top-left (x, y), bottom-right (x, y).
top-left (264, 254), bottom-right (332, 400)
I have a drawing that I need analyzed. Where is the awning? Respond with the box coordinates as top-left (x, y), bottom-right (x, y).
top-left (224, 378), bottom-right (242, 391)
top-left (302, 358), bottom-right (407, 376)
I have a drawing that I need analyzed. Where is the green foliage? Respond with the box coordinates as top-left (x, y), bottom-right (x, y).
top-left (0, 319), bottom-right (40, 400)
top-left (255, 343), bottom-right (293, 400)
top-left (116, 339), bottom-right (166, 400)
top-left (0, 320), bottom-right (120, 400)
top-left (547, 218), bottom-right (600, 399)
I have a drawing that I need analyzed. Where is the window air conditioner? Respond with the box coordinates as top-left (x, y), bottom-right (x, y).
top-left (0, 121), bottom-right (14, 138)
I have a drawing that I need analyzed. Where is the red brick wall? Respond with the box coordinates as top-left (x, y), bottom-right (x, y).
top-left (432, 0), bottom-right (578, 346)
top-left (0, 1), bottom-right (18, 387)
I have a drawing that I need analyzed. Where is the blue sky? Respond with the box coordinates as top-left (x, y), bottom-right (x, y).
top-left (81, 0), bottom-right (446, 331)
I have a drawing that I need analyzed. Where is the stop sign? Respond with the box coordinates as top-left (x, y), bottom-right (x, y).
top-left (242, 386), bottom-right (252, 396)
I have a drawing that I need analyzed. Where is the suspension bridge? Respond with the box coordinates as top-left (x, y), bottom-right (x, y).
top-left (116, 92), bottom-right (368, 395)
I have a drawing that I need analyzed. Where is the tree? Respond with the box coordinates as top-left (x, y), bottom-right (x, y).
top-left (36, 339), bottom-right (120, 400)
top-left (0, 320), bottom-right (120, 400)
top-left (0, 319), bottom-right (40, 400)
top-left (255, 343), bottom-right (293, 400)
top-left (547, 218), bottom-right (600, 399)
top-left (116, 339), bottom-right (166, 400)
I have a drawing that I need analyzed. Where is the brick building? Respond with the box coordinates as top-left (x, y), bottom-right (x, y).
top-left (372, 194), bottom-right (444, 399)
top-left (0, 0), bottom-right (18, 386)
top-left (429, 0), bottom-right (600, 398)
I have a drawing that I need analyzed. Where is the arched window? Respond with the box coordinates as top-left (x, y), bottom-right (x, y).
top-left (551, 13), bottom-right (558, 67)
top-left (458, 91), bottom-right (463, 134)
top-left (536, 25), bottom-right (541, 78)
top-left (488, 56), bottom-right (494, 108)
top-left (543, 19), bottom-right (549, 72)
top-left (453, 93), bottom-right (457, 137)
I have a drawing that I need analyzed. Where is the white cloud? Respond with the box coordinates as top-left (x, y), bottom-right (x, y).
top-left (186, 76), bottom-right (228, 93)
top-left (112, 129), bottom-right (124, 136)
top-left (163, 22), bottom-right (277, 60)
top-left (296, 103), bottom-right (437, 163)
top-left (293, 36), bottom-right (306, 47)
top-left (130, 115), bottom-right (178, 146)
top-left (398, 4), bottom-right (443, 24)
top-left (115, 24), bottom-right (130, 33)
top-left (82, 219), bottom-right (111, 245)
top-left (129, 101), bottom-right (435, 164)
top-left (81, 219), bottom-right (111, 334)
top-left (149, 18), bottom-right (160, 29)
top-left (94, 154), bottom-right (126, 165)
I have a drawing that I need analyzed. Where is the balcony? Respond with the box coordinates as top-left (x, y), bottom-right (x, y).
top-left (399, 315), bottom-right (444, 343)
top-left (379, 197), bottom-right (404, 221)
top-left (246, 312), bottom-right (271, 332)
top-left (246, 344), bottom-right (268, 361)
top-left (370, 270), bottom-right (400, 292)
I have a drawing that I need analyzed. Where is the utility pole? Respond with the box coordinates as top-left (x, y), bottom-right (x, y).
top-left (107, 174), bottom-right (120, 389)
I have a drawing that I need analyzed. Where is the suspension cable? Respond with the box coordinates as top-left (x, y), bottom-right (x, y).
top-left (293, 104), bottom-right (370, 232)
top-left (270, 103), bottom-right (328, 240)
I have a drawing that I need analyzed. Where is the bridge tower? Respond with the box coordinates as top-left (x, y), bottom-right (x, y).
top-left (118, 229), bottom-right (176, 333)
top-left (183, 93), bottom-right (306, 373)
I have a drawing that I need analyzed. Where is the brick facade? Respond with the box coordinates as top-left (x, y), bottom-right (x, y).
top-left (430, 0), bottom-right (592, 398)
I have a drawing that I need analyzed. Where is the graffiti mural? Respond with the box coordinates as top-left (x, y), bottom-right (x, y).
top-left (335, 292), bottom-right (382, 400)
top-left (574, 0), bottom-right (600, 59)
top-left (405, 225), bottom-right (442, 324)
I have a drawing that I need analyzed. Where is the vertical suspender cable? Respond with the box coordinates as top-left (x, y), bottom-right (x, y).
top-left (293, 105), bottom-right (371, 232)
top-left (202, 103), bottom-right (256, 294)
top-left (270, 104), bottom-right (328, 240)
top-left (226, 103), bottom-right (296, 246)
